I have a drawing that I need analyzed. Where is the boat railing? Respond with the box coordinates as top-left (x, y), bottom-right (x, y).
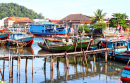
top-left (7, 27), bottom-right (30, 32)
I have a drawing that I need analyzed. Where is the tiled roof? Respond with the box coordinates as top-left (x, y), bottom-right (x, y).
top-left (49, 19), bottom-right (60, 24)
top-left (58, 14), bottom-right (92, 24)
top-left (5, 17), bottom-right (33, 23)
top-left (14, 20), bottom-right (34, 23)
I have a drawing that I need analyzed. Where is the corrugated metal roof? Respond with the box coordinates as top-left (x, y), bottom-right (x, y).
top-left (37, 21), bottom-right (55, 25)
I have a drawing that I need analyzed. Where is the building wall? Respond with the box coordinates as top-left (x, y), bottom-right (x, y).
top-left (4, 20), bottom-right (15, 27)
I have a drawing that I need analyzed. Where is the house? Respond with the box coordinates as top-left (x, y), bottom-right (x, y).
top-left (125, 20), bottom-right (130, 32)
top-left (49, 19), bottom-right (60, 24)
top-left (58, 14), bottom-right (92, 31)
top-left (4, 17), bottom-right (33, 28)
top-left (0, 17), bottom-right (8, 28)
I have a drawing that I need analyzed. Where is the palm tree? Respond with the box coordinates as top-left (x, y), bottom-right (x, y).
top-left (91, 9), bottom-right (107, 23)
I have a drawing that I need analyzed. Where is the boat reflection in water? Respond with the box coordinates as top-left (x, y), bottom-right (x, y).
top-left (8, 47), bottom-right (34, 55)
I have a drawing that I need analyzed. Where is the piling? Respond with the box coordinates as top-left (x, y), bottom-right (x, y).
top-left (9, 50), bottom-right (11, 78)
top-left (82, 49), bottom-right (85, 65)
top-left (65, 52), bottom-right (69, 69)
top-left (32, 56), bottom-right (34, 74)
top-left (50, 55), bottom-right (53, 71)
top-left (18, 53), bottom-right (21, 76)
top-left (44, 58), bottom-right (47, 70)
top-left (57, 57), bottom-right (60, 68)
top-left (25, 57), bottom-right (28, 73)
top-left (105, 51), bottom-right (107, 63)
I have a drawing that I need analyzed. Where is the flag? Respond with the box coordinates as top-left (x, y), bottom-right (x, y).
top-left (120, 24), bottom-right (124, 32)
top-left (71, 25), bottom-right (73, 32)
top-left (117, 24), bottom-right (120, 29)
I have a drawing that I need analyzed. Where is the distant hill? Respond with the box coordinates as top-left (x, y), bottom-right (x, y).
top-left (0, 3), bottom-right (44, 19)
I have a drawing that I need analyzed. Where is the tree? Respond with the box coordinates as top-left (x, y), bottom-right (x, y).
top-left (0, 3), bottom-right (44, 19)
top-left (92, 22), bottom-right (107, 30)
top-left (78, 23), bottom-right (90, 32)
top-left (90, 9), bottom-right (107, 30)
top-left (109, 13), bottom-right (129, 28)
top-left (91, 9), bottom-right (107, 24)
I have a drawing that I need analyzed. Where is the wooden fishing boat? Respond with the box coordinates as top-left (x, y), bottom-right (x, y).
top-left (8, 32), bottom-right (35, 47)
top-left (38, 37), bottom-right (78, 53)
top-left (96, 36), bottom-right (129, 58)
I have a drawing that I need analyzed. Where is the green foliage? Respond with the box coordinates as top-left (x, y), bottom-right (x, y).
top-left (78, 23), bottom-right (90, 32)
top-left (92, 22), bottom-right (107, 30)
top-left (55, 25), bottom-right (59, 28)
top-left (0, 3), bottom-right (44, 19)
top-left (91, 9), bottom-right (107, 24)
top-left (109, 13), bottom-right (129, 28)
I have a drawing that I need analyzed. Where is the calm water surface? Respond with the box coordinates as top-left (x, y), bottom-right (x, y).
top-left (0, 37), bottom-right (126, 83)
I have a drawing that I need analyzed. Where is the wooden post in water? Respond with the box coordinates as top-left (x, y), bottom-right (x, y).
top-left (9, 50), bottom-right (11, 78)
top-left (32, 56), bottom-right (34, 74)
top-left (57, 57), bottom-right (60, 68)
top-left (12, 58), bottom-right (13, 78)
top-left (50, 55), bottom-right (54, 71)
top-left (25, 57), bottom-right (28, 73)
top-left (84, 53), bottom-right (88, 66)
top-left (44, 68), bottom-right (46, 83)
top-left (19, 53), bottom-right (21, 76)
top-left (105, 51), bottom-right (107, 63)
top-left (82, 49), bottom-right (85, 66)
top-left (44, 58), bottom-right (47, 70)
top-left (50, 71), bottom-right (53, 83)
top-left (2, 56), bottom-right (5, 81)
top-left (65, 52), bottom-right (69, 69)
top-left (93, 50), bottom-right (96, 63)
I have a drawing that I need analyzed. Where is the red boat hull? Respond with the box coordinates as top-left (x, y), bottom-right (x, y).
top-left (18, 35), bottom-right (35, 47)
top-left (121, 77), bottom-right (130, 82)
top-left (25, 39), bottom-right (34, 47)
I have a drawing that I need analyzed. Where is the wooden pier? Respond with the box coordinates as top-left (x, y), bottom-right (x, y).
top-left (0, 48), bottom-right (111, 82)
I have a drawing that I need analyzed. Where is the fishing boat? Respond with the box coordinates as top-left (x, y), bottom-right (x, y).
top-left (69, 36), bottom-right (93, 51)
top-left (38, 36), bottom-right (78, 53)
top-left (8, 32), bottom-right (35, 47)
top-left (0, 33), bottom-right (9, 40)
top-left (121, 66), bottom-right (130, 82)
top-left (96, 36), bottom-right (130, 60)
top-left (30, 23), bottom-right (70, 36)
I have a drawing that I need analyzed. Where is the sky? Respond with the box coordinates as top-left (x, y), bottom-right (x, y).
top-left (0, 0), bottom-right (130, 19)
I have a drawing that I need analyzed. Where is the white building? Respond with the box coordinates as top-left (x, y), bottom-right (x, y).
top-left (0, 17), bottom-right (8, 28)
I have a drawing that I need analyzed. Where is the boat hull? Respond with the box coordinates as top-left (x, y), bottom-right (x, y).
top-left (0, 34), bottom-right (9, 40)
top-left (121, 66), bottom-right (130, 82)
top-left (38, 43), bottom-right (75, 53)
top-left (76, 39), bottom-right (93, 51)
top-left (18, 36), bottom-right (34, 47)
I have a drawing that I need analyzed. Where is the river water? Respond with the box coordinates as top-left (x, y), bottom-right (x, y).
top-left (0, 37), bottom-right (125, 83)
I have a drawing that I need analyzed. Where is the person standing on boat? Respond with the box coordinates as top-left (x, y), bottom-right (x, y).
top-left (97, 41), bottom-right (102, 49)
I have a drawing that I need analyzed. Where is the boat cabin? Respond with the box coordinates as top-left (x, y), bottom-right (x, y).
top-left (30, 24), bottom-right (55, 33)
top-left (96, 37), bottom-right (129, 52)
